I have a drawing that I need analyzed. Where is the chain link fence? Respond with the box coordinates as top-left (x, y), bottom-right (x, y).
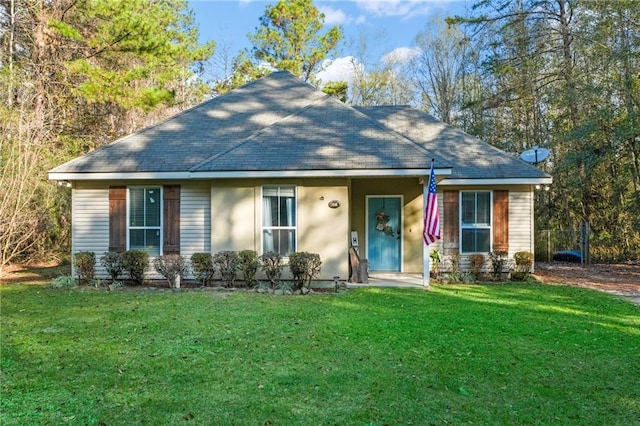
top-left (536, 229), bottom-right (578, 262)
top-left (536, 223), bottom-right (590, 264)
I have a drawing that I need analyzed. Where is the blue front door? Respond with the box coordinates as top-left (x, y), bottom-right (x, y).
top-left (367, 196), bottom-right (401, 271)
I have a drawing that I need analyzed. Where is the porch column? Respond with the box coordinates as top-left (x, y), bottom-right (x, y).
top-left (422, 179), bottom-right (430, 287)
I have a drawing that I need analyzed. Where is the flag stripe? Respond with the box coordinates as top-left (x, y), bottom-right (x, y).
top-left (423, 163), bottom-right (441, 245)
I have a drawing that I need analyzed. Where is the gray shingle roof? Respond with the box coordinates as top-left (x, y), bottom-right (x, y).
top-left (50, 71), bottom-right (549, 181)
top-left (191, 94), bottom-right (448, 172)
top-left (356, 105), bottom-right (550, 180)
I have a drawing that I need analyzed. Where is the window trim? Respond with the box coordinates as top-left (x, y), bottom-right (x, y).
top-left (261, 185), bottom-right (298, 257)
top-left (459, 190), bottom-right (493, 253)
top-left (127, 186), bottom-right (163, 256)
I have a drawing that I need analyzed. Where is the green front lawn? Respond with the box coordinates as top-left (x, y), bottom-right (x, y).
top-left (1, 283), bottom-right (638, 425)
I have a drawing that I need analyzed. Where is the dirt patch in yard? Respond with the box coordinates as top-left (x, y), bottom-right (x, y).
top-left (533, 262), bottom-right (640, 305)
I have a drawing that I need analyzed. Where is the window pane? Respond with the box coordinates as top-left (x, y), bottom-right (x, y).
top-left (129, 229), bottom-right (160, 256)
top-left (262, 229), bottom-right (295, 256)
top-left (145, 188), bottom-right (160, 227)
top-left (130, 229), bottom-right (145, 251)
top-left (263, 195), bottom-right (279, 226)
top-left (476, 192), bottom-right (491, 225)
top-left (145, 229), bottom-right (161, 256)
top-left (279, 195), bottom-right (295, 226)
top-left (130, 188), bottom-right (145, 226)
top-left (461, 192), bottom-right (476, 225)
top-left (462, 229), bottom-right (490, 253)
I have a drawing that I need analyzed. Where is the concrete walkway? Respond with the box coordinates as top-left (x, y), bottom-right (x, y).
top-left (346, 273), bottom-right (427, 289)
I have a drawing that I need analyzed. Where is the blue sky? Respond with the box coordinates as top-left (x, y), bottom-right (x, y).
top-left (188, 0), bottom-right (471, 83)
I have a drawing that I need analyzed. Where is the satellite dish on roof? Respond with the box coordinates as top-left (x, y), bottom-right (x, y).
top-left (520, 146), bottom-right (549, 164)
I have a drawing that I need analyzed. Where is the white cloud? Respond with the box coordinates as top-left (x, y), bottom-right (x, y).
top-left (319, 6), bottom-right (347, 25)
top-left (316, 56), bottom-right (365, 86)
top-left (354, 0), bottom-right (433, 20)
top-left (382, 46), bottom-right (422, 65)
top-left (319, 5), bottom-right (367, 26)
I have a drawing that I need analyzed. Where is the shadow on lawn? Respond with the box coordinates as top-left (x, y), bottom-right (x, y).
top-left (428, 284), bottom-right (640, 336)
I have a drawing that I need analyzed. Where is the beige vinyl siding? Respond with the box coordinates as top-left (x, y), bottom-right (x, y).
top-left (436, 185), bottom-right (534, 273)
top-left (211, 184), bottom-right (256, 252)
top-left (72, 184), bottom-right (110, 277)
top-left (210, 179), bottom-right (350, 280)
top-left (181, 183), bottom-right (211, 258)
top-left (508, 189), bottom-right (533, 257)
top-left (73, 182), bottom-right (211, 280)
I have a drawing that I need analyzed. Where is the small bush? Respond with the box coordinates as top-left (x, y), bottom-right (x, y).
top-left (191, 252), bottom-right (215, 286)
top-left (101, 251), bottom-right (123, 282)
top-left (277, 281), bottom-right (294, 294)
top-left (469, 254), bottom-right (485, 281)
top-left (74, 251), bottom-right (95, 284)
top-left (153, 254), bottom-right (188, 288)
top-left (108, 281), bottom-right (123, 291)
top-left (239, 250), bottom-right (259, 288)
top-left (51, 276), bottom-right (78, 289)
top-left (260, 251), bottom-right (283, 290)
top-left (288, 252), bottom-right (322, 292)
top-left (489, 251), bottom-right (508, 280)
top-left (213, 250), bottom-right (241, 287)
top-left (122, 250), bottom-right (149, 285)
top-left (447, 253), bottom-right (462, 282)
top-left (429, 249), bottom-right (441, 277)
top-left (513, 251), bottom-right (534, 281)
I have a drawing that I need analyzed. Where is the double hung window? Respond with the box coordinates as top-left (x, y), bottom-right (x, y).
top-left (262, 186), bottom-right (296, 256)
top-left (461, 191), bottom-right (491, 253)
top-left (128, 187), bottom-right (161, 256)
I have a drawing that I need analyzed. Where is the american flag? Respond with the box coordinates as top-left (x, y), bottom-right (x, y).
top-left (423, 162), bottom-right (441, 245)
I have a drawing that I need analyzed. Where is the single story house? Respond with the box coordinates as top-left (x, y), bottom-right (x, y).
top-left (49, 71), bottom-right (552, 285)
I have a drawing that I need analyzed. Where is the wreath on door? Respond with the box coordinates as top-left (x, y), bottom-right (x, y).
top-left (375, 210), bottom-right (394, 236)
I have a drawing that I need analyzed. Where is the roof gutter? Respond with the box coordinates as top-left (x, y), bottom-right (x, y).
top-left (439, 177), bottom-right (553, 186)
top-left (48, 168), bottom-right (453, 181)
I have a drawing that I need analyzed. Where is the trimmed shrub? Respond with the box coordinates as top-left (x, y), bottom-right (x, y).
top-left (469, 254), bottom-right (485, 281)
top-left (74, 251), bottom-right (95, 284)
top-left (213, 250), bottom-right (241, 288)
top-left (191, 252), bottom-right (215, 286)
top-left (239, 250), bottom-right (259, 288)
top-left (288, 252), bottom-right (322, 292)
top-left (260, 251), bottom-right (283, 289)
top-left (122, 250), bottom-right (149, 285)
top-left (513, 251), bottom-right (534, 281)
top-left (101, 251), bottom-right (123, 282)
top-left (489, 251), bottom-right (508, 280)
top-left (153, 254), bottom-right (188, 288)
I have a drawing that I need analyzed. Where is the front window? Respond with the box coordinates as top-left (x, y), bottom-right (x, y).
top-left (461, 191), bottom-right (491, 253)
top-left (262, 186), bottom-right (296, 256)
top-left (129, 187), bottom-right (161, 256)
